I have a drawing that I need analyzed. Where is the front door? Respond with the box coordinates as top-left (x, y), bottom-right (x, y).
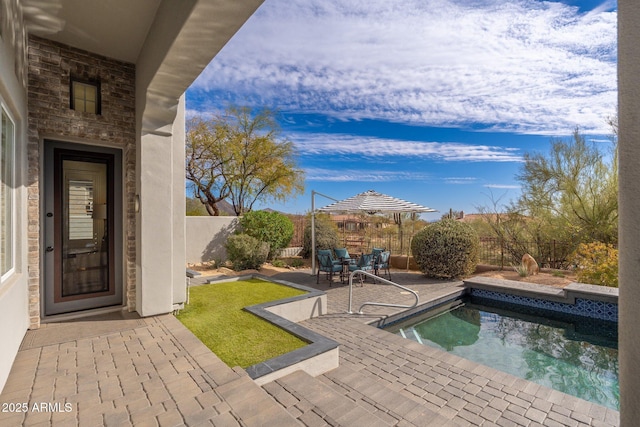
top-left (44, 141), bottom-right (123, 315)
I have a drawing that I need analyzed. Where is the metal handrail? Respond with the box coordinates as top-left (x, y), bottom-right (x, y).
top-left (347, 270), bottom-right (419, 314)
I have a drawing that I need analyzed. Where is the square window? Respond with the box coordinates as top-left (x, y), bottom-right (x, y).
top-left (71, 80), bottom-right (100, 114)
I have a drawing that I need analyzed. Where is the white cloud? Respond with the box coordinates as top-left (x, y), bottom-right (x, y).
top-left (305, 167), bottom-right (430, 182)
top-left (484, 184), bottom-right (521, 189)
top-left (292, 132), bottom-right (523, 162)
top-left (444, 177), bottom-right (478, 185)
top-left (190, 0), bottom-right (616, 135)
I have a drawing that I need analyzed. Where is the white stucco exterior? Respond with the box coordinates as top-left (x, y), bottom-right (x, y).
top-left (0, 5), bottom-right (30, 394)
top-left (0, 0), bottom-right (264, 392)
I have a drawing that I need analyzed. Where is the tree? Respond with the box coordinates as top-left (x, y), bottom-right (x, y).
top-left (516, 128), bottom-right (618, 244)
top-left (186, 106), bottom-right (305, 216)
top-left (186, 117), bottom-right (231, 216)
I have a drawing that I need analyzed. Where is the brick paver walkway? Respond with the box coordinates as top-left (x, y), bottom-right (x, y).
top-left (0, 314), bottom-right (298, 426)
top-left (0, 269), bottom-right (621, 426)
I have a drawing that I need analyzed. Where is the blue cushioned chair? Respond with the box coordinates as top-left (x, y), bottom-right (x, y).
top-left (317, 249), bottom-right (343, 285)
top-left (334, 247), bottom-right (350, 260)
top-left (371, 247), bottom-right (385, 261)
top-left (348, 253), bottom-right (375, 285)
top-left (374, 250), bottom-right (391, 279)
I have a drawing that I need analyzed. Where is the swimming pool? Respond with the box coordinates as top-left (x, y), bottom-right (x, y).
top-left (385, 296), bottom-right (619, 410)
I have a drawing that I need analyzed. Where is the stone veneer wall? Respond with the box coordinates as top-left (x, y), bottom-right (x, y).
top-left (27, 36), bottom-right (136, 328)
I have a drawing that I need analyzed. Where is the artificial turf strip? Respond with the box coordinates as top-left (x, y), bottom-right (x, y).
top-left (176, 278), bottom-right (308, 368)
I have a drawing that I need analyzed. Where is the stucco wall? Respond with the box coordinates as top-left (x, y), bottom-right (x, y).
top-left (618, 1), bottom-right (640, 424)
top-left (185, 216), bottom-right (240, 264)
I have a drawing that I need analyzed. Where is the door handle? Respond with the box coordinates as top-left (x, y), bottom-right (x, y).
top-left (46, 246), bottom-right (54, 252)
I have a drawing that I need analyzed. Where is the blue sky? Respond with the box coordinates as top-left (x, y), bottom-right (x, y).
top-left (186, 0), bottom-right (617, 220)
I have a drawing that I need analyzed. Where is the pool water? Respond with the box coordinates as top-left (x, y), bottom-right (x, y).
top-left (387, 297), bottom-right (619, 410)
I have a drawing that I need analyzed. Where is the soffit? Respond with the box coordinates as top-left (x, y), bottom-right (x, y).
top-left (22, 0), bottom-right (161, 63)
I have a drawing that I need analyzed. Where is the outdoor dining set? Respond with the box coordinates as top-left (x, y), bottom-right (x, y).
top-left (316, 247), bottom-right (391, 285)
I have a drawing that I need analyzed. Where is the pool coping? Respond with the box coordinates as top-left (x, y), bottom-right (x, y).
top-left (203, 274), bottom-right (339, 385)
top-left (371, 275), bottom-right (619, 330)
top-left (464, 275), bottom-right (619, 304)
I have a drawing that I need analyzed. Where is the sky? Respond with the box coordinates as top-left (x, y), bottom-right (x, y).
top-left (186, 0), bottom-right (617, 221)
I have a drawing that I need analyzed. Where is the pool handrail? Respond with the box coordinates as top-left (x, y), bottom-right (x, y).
top-left (347, 270), bottom-right (419, 314)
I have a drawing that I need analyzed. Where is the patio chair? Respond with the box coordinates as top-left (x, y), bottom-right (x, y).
top-left (348, 252), bottom-right (375, 285)
top-left (334, 247), bottom-right (350, 260)
top-left (371, 247), bottom-right (385, 260)
top-left (374, 250), bottom-right (391, 279)
top-left (317, 249), bottom-right (343, 285)
top-left (334, 247), bottom-right (355, 268)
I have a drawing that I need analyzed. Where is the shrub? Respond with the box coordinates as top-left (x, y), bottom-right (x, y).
top-left (570, 242), bottom-right (618, 287)
top-left (271, 259), bottom-right (287, 268)
top-left (302, 214), bottom-right (340, 258)
top-left (225, 234), bottom-right (269, 271)
top-left (290, 258), bottom-right (305, 268)
top-left (513, 263), bottom-right (529, 277)
top-left (411, 219), bottom-right (480, 279)
top-left (239, 210), bottom-right (294, 260)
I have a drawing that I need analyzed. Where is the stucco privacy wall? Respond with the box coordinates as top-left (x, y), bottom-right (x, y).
top-left (619, 0), bottom-right (640, 424)
top-left (0, 3), bottom-right (30, 396)
top-left (185, 216), bottom-right (240, 264)
top-left (27, 36), bottom-right (137, 327)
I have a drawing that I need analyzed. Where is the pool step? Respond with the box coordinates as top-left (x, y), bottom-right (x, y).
top-left (264, 369), bottom-right (393, 426)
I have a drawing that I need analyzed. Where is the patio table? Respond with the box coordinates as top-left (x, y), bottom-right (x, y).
top-left (339, 258), bottom-right (352, 283)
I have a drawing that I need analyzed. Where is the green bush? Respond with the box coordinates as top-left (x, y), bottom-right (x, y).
top-left (570, 242), bottom-right (618, 287)
top-left (290, 258), bottom-right (305, 268)
top-left (411, 219), bottom-right (480, 279)
top-left (239, 210), bottom-right (294, 260)
top-left (302, 214), bottom-right (340, 258)
top-left (271, 259), bottom-right (287, 268)
top-left (225, 234), bottom-right (269, 271)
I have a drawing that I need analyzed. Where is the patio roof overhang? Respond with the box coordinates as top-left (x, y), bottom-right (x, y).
top-left (22, 0), bottom-right (264, 135)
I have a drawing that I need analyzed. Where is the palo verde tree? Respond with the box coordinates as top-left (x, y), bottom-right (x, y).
top-left (186, 106), bottom-right (305, 216)
top-left (516, 127), bottom-right (618, 245)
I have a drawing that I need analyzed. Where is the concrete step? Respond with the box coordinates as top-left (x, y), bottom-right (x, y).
top-left (276, 366), bottom-right (452, 427)
top-left (321, 365), bottom-right (453, 427)
top-left (215, 374), bottom-right (302, 427)
top-left (264, 369), bottom-right (393, 427)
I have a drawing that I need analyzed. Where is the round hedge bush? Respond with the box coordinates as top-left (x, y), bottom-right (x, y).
top-left (411, 219), bottom-right (479, 279)
top-left (239, 210), bottom-right (294, 260)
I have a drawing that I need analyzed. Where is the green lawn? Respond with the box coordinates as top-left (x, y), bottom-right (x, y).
top-left (176, 278), bottom-right (308, 368)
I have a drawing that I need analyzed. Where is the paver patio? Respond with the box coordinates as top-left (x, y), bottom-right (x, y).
top-left (0, 269), bottom-right (620, 426)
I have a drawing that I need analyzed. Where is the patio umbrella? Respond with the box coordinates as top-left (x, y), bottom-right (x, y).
top-left (317, 190), bottom-right (435, 215)
top-left (312, 190), bottom-right (436, 273)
